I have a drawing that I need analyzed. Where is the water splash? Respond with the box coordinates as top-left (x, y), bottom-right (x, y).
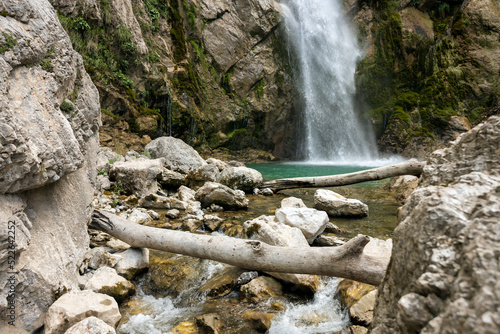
top-left (282, 0), bottom-right (377, 163)
top-left (269, 277), bottom-right (349, 333)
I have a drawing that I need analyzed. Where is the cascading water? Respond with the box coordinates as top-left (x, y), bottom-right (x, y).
top-left (282, 0), bottom-right (377, 163)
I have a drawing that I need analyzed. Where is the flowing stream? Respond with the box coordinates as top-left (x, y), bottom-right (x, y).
top-left (282, 0), bottom-right (376, 163)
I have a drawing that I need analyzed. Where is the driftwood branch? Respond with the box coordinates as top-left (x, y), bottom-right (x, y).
top-left (91, 210), bottom-right (389, 286)
top-left (259, 159), bottom-right (425, 192)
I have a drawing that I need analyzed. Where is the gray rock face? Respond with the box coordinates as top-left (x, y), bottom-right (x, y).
top-left (195, 182), bottom-right (249, 210)
top-left (109, 158), bottom-right (164, 196)
top-left (44, 290), bottom-right (121, 334)
top-left (217, 166), bottom-right (263, 193)
top-left (0, 0), bottom-right (100, 194)
top-left (369, 116), bottom-right (500, 334)
top-left (144, 137), bottom-right (206, 174)
top-left (314, 189), bottom-right (369, 217)
top-left (275, 208), bottom-right (329, 244)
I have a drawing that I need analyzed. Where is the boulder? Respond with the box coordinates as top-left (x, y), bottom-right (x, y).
top-left (185, 164), bottom-right (220, 189)
top-left (64, 317), bottom-right (116, 334)
top-left (217, 167), bottom-right (263, 193)
top-left (281, 197), bottom-right (307, 208)
top-left (314, 235), bottom-right (346, 247)
top-left (84, 267), bottom-right (135, 303)
top-left (144, 137), bottom-right (206, 174)
top-left (109, 159), bottom-right (163, 196)
top-left (198, 267), bottom-right (246, 298)
top-left (195, 182), bottom-right (249, 210)
top-left (178, 185), bottom-right (197, 202)
top-left (349, 289), bottom-right (377, 325)
top-left (242, 311), bottom-right (274, 332)
top-left (85, 247), bottom-right (122, 270)
top-left (336, 279), bottom-right (376, 309)
top-left (243, 215), bottom-right (320, 293)
top-left (314, 189), bottom-right (368, 217)
top-left (114, 248), bottom-right (149, 280)
top-left (44, 290), bottom-right (121, 334)
top-left (275, 207), bottom-right (329, 244)
top-left (240, 276), bottom-right (283, 303)
top-left (237, 271), bottom-right (259, 285)
top-left (96, 147), bottom-right (123, 174)
top-left (96, 174), bottom-right (112, 191)
top-left (124, 208), bottom-right (151, 224)
top-left (370, 116), bottom-right (500, 333)
top-left (203, 214), bottom-right (224, 231)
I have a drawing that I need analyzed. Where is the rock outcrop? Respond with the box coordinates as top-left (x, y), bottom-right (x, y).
top-left (0, 0), bottom-right (100, 331)
top-left (369, 116), bottom-right (500, 333)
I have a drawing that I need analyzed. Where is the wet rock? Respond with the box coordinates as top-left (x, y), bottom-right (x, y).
top-left (314, 189), bottom-right (368, 217)
top-left (145, 137), bottom-right (206, 174)
top-left (314, 235), bottom-right (346, 247)
top-left (109, 159), bottom-right (163, 196)
top-left (240, 276), bottom-right (283, 303)
top-left (237, 271), bottom-right (259, 285)
top-left (195, 182), bottom-right (249, 210)
top-left (183, 219), bottom-right (202, 232)
top-left (275, 207), bottom-right (329, 244)
top-left (198, 267), bottom-right (246, 298)
top-left (171, 321), bottom-right (198, 334)
top-left (196, 313), bottom-right (224, 334)
top-left (259, 188), bottom-right (274, 196)
top-left (281, 197), bottom-right (307, 208)
top-left (324, 222), bottom-right (345, 234)
top-left (166, 209), bottom-right (181, 219)
top-left (217, 167), bottom-right (263, 193)
top-left (242, 311), bottom-right (274, 332)
top-left (384, 175), bottom-right (419, 203)
top-left (350, 289), bottom-right (377, 325)
top-left (114, 248), bottom-right (149, 279)
top-left (336, 279), bottom-right (376, 309)
top-left (64, 316), bottom-right (117, 334)
top-left (84, 267), bottom-right (135, 303)
top-left (333, 325), bottom-right (368, 334)
top-left (206, 157), bottom-right (230, 171)
top-left (44, 290), bottom-right (121, 334)
top-left (139, 193), bottom-right (188, 210)
top-left (185, 164), bottom-right (220, 189)
top-left (203, 214), bottom-right (224, 231)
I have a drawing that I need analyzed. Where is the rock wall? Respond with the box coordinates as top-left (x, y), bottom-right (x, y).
top-left (368, 116), bottom-right (500, 333)
top-left (52, 0), bottom-right (299, 158)
top-left (350, 0), bottom-right (500, 158)
top-left (0, 0), bottom-right (100, 331)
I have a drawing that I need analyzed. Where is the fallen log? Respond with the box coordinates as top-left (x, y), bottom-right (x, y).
top-left (91, 210), bottom-right (389, 286)
top-left (259, 159), bottom-right (425, 192)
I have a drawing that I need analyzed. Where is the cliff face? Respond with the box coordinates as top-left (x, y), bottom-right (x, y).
top-left (0, 0), bottom-right (99, 331)
top-left (52, 0), bottom-right (300, 158)
top-left (368, 116), bottom-right (500, 333)
top-left (350, 0), bottom-right (500, 158)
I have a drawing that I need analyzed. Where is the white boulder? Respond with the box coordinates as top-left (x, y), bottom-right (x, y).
top-left (314, 189), bottom-right (369, 217)
top-left (64, 316), bottom-right (116, 334)
top-left (144, 136), bottom-right (206, 173)
top-left (217, 167), bottom-right (263, 193)
top-left (275, 208), bottom-right (329, 244)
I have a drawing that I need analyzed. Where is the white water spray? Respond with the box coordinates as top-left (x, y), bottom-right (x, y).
top-left (282, 0), bottom-right (377, 163)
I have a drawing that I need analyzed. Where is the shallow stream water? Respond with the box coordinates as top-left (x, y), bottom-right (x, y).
top-left (117, 162), bottom-right (401, 333)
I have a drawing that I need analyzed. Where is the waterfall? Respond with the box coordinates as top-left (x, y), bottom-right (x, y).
top-left (282, 0), bottom-right (377, 163)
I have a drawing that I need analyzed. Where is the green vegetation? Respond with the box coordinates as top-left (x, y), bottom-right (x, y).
top-left (255, 78), bottom-right (265, 99)
top-left (60, 100), bottom-right (74, 114)
top-left (0, 32), bottom-right (17, 53)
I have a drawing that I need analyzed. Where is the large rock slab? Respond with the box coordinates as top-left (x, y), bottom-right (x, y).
top-left (275, 208), bottom-right (329, 244)
top-left (144, 137), bottom-right (206, 174)
top-left (195, 182), bottom-right (249, 210)
top-left (314, 189), bottom-right (368, 217)
top-left (44, 290), bottom-right (121, 334)
top-left (243, 215), bottom-right (320, 293)
top-left (370, 116), bottom-right (500, 334)
top-left (217, 166), bottom-right (263, 193)
top-left (109, 159), bottom-right (164, 196)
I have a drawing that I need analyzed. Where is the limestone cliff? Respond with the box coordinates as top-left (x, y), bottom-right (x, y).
top-left (349, 0), bottom-right (500, 158)
top-left (368, 116), bottom-right (500, 333)
top-left (0, 0), bottom-right (100, 331)
top-left (52, 0), bottom-right (299, 158)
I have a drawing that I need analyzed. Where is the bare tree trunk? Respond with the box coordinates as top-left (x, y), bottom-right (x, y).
top-left (91, 211), bottom-right (389, 286)
top-left (260, 160), bottom-right (425, 192)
